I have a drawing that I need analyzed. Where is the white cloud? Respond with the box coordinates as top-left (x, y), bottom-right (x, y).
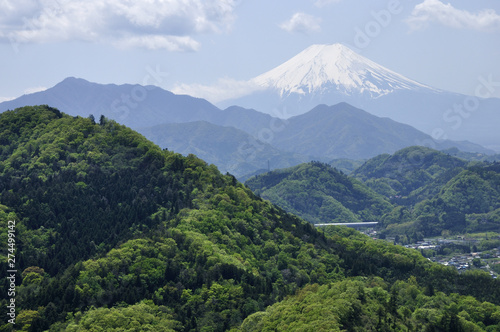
top-left (279, 13), bottom-right (322, 34)
top-left (172, 78), bottom-right (263, 104)
top-left (0, 0), bottom-right (237, 51)
top-left (406, 0), bottom-right (500, 32)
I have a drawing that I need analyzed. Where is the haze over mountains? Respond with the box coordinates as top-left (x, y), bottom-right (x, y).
top-left (139, 121), bottom-right (310, 179)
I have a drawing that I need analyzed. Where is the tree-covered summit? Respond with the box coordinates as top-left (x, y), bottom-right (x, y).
top-left (1, 105), bottom-right (219, 273)
top-left (245, 161), bottom-right (392, 224)
top-left (353, 146), bottom-right (468, 202)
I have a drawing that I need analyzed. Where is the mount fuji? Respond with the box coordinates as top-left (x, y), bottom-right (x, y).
top-left (252, 43), bottom-right (438, 98)
top-left (218, 43), bottom-right (500, 151)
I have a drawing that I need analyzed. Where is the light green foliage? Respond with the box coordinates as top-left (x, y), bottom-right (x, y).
top-left (16, 310), bottom-right (40, 331)
top-left (437, 169), bottom-right (500, 214)
top-left (63, 301), bottom-right (181, 331)
top-left (240, 278), bottom-right (500, 331)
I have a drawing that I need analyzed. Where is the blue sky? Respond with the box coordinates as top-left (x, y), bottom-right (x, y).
top-left (1, 0), bottom-right (499, 103)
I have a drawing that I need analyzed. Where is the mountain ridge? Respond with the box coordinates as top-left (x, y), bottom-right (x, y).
top-left (271, 103), bottom-right (492, 160)
top-left (245, 160), bottom-right (393, 224)
top-left (0, 77), bottom-right (223, 129)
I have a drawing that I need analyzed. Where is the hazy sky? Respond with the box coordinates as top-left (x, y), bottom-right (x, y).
top-left (1, 0), bottom-right (499, 103)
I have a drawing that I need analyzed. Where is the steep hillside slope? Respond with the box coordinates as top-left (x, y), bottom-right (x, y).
top-left (0, 105), bottom-right (205, 272)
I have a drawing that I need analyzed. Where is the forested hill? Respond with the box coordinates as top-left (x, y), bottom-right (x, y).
top-left (353, 146), bottom-right (468, 202)
top-left (245, 161), bottom-right (393, 224)
top-left (351, 146), bottom-right (500, 236)
top-left (0, 105), bottom-right (208, 272)
top-left (2, 106), bottom-right (500, 331)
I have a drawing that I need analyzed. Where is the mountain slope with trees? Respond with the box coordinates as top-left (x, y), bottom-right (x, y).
top-left (353, 146), bottom-right (469, 203)
top-left (245, 161), bottom-right (393, 224)
top-left (405, 163), bottom-right (500, 236)
top-left (241, 277), bottom-right (499, 332)
top-left (351, 146), bottom-right (500, 236)
top-left (1, 106), bottom-right (500, 331)
top-left (245, 146), bottom-right (500, 238)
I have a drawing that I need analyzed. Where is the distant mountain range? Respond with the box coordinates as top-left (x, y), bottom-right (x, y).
top-left (0, 77), bottom-right (222, 128)
top-left (269, 103), bottom-right (490, 160)
top-left (216, 43), bottom-right (500, 150)
top-left (0, 76), bottom-right (494, 179)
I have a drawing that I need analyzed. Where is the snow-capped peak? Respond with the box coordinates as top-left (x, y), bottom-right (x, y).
top-left (251, 43), bottom-right (437, 97)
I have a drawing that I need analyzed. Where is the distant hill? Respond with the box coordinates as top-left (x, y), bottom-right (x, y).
top-left (245, 146), bottom-right (500, 236)
top-left (0, 77), bottom-right (223, 128)
top-left (139, 121), bottom-right (309, 179)
top-left (216, 105), bottom-right (280, 137)
top-left (350, 147), bottom-right (500, 236)
top-left (410, 163), bottom-right (500, 235)
top-left (245, 161), bottom-right (393, 224)
top-left (271, 103), bottom-right (491, 160)
top-left (353, 146), bottom-right (468, 203)
top-left (441, 147), bottom-right (500, 162)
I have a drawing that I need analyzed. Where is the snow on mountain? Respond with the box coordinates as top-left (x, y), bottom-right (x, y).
top-left (251, 43), bottom-right (438, 98)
